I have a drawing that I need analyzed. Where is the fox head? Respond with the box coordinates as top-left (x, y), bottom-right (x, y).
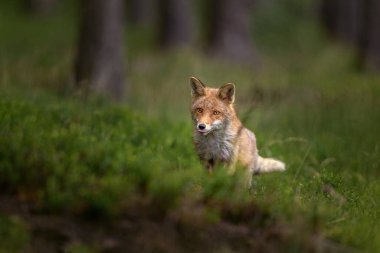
top-left (190, 77), bottom-right (237, 136)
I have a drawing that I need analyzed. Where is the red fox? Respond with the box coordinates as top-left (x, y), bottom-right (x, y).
top-left (190, 77), bottom-right (285, 184)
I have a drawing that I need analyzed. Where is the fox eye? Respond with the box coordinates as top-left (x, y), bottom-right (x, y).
top-left (213, 110), bottom-right (221, 115)
top-left (196, 108), bottom-right (203, 113)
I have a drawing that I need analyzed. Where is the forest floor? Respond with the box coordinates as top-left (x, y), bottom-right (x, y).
top-left (0, 195), bottom-right (316, 253)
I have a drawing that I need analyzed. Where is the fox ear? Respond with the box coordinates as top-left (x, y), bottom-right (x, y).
top-left (190, 77), bottom-right (206, 98)
top-left (218, 83), bottom-right (235, 103)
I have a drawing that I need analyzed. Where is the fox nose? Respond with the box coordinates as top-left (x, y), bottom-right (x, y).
top-left (198, 123), bottom-right (206, 130)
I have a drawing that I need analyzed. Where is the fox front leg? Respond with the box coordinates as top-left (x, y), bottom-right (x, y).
top-left (226, 158), bottom-right (238, 175)
top-left (206, 159), bottom-right (214, 174)
top-left (244, 169), bottom-right (254, 189)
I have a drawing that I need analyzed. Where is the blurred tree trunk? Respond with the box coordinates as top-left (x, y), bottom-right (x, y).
top-left (158, 0), bottom-right (194, 48)
top-left (358, 0), bottom-right (380, 70)
top-left (320, 0), bottom-right (380, 71)
top-left (320, 0), bottom-right (363, 45)
top-left (206, 0), bottom-right (259, 64)
top-left (128, 0), bottom-right (156, 27)
top-left (75, 0), bottom-right (126, 100)
top-left (25, 0), bottom-right (57, 15)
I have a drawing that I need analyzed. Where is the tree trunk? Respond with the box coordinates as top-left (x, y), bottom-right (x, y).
top-left (158, 0), bottom-right (194, 48)
top-left (320, 0), bottom-right (380, 71)
top-left (320, 0), bottom-right (363, 46)
top-left (128, 0), bottom-right (156, 27)
top-left (25, 0), bottom-right (57, 15)
top-left (75, 0), bottom-right (125, 100)
top-left (206, 0), bottom-right (258, 64)
top-left (360, 0), bottom-right (380, 70)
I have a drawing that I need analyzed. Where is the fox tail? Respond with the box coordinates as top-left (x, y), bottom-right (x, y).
top-left (256, 156), bottom-right (286, 174)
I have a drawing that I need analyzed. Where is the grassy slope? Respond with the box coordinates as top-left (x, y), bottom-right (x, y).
top-left (1, 0), bottom-right (380, 252)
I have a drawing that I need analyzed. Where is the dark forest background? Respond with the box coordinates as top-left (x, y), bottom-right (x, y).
top-left (1, 0), bottom-right (380, 252)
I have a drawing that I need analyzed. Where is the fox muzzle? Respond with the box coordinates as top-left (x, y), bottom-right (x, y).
top-left (198, 123), bottom-right (206, 130)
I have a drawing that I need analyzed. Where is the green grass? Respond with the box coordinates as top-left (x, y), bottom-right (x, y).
top-left (1, 0), bottom-right (380, 252)
top-left (0, 215), bottom-right (29, 253)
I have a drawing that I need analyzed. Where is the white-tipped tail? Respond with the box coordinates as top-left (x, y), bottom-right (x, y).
top-left (256, 156), bottom-right (286, 174)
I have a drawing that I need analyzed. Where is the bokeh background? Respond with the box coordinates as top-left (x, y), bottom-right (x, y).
top-left (1, 0), bottom-right (380, 252)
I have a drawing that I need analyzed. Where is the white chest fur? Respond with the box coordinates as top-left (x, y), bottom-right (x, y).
top-left (194, 128), bottom-right (236, 162)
